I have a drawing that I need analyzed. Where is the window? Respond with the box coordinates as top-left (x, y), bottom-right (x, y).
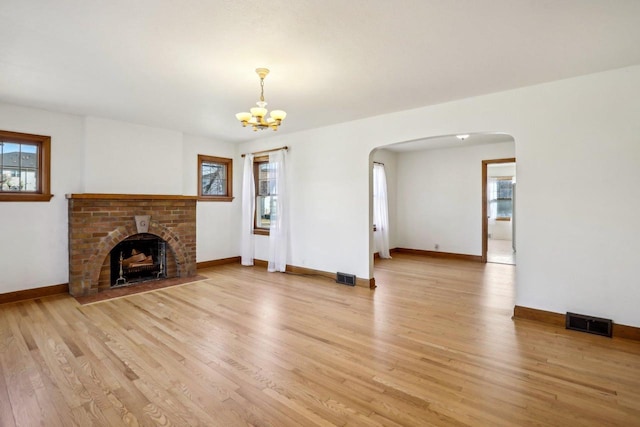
top-left (253, 156), bottom-right (277, 235)
top-left (489, 176), bottom-right (513, 221)
top-left (0, 130), bottom-right (52, 202)
top-left (198, 155), bottom-right (233, 201)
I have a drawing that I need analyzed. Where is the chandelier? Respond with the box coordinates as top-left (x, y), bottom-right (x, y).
top-left (235, 68), bottom-right (287, 131)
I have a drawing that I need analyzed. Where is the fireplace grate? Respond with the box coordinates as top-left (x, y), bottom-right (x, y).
top-left (111, 234), bottom-right (167, 287)
top-left (126, 264), bottom-right (160, 274)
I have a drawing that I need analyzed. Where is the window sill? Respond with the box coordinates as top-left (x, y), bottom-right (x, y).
top-left (0, 193), bottom-right (54, 202)
top-left (495, 217), bottom-right (511, 222)
top-left (197, 196), bottom-right (234, 202)
top-left (253, 228), bottom-right (270, 236)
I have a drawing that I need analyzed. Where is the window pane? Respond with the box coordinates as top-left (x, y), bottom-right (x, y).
top-left (201, 162), bottom-right (227, 196)
top-left (258, 162), bottom-right (277, 196)
top-left (0, 141), bottom-right (39, 192)
top-left (497, 199), bottom-right (512, 218)
top-left (496, 180), bottom-right (513, 199)
top-left (254, 160), bottom-right (279, 232)
top-left (256, 195), bottom-right (269, 229)
top-left (255, 195), bottom-right (278, 229)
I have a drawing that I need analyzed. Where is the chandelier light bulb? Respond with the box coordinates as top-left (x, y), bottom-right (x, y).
top-left (235, 112), bottom-right (251, 126)
top-left (270, 110), bottom-right (287, 121)
top-left (250, 107), bottom-right (267, 118)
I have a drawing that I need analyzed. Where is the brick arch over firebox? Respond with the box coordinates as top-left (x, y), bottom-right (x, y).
top-left (83, 221), bottom-right (191, 293)
top-left (67, 194), bottom-right (197, 297)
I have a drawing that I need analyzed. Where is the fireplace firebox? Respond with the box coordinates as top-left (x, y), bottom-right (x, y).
top-left (110, 234), bottom-right (167, 287)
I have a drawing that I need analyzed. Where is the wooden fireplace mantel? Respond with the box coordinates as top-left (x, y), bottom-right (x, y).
top-left (65, 193), bottom-right (199, 201)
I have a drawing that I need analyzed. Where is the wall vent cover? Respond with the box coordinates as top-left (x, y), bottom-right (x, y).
top-left (566, 312), bottom-right (612, 337)
top-left (336, 272), bottom-right (356, 286)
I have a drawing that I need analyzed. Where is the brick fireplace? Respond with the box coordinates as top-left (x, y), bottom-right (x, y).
top-left (67, 194), bottom-right (197, 297)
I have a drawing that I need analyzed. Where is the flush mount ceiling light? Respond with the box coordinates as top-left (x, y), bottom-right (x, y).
top-left (456, 134), bottom-right (470, 141)
top-left (235, 68), bottom-right (287, 132)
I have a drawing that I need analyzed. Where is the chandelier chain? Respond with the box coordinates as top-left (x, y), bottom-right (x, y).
top-left (260, 78), bottom-right (265, 102)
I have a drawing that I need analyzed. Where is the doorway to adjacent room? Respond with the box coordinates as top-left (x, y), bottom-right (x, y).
top-left (482, 158), bottom-right (516, 265)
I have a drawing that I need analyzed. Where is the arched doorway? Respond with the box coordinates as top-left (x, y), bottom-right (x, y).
top-left (369, 132), bottom-right (515, 279)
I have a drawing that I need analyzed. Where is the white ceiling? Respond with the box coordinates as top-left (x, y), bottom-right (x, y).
top-left (1, 1), bottom-right (640, 143)
top-left (382, 132), bottom-right (514, 152)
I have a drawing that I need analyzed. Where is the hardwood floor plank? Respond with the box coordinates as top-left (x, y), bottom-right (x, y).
top-left (1, 255), bottom-right (640, 426)
top-left (0, 307), bottom-right (48, 426)
top-left (0, 310), bottom-right (18, 427)
top-left (0, 364), bottom-right (16, 426)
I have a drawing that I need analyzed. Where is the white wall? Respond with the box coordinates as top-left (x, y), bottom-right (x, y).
top-left (83, 118), bottom-right (241, 263)
top-left (395, 142), bottom-right (515, 255)
top-left (489, 219), bottom-right (512, 241)
top-left (0, 103), bottom-right (84, 292)
top-left (488, 163), bottom-right (516, 178)
top-left (0, 105), bottom-right (240, 293)
top-left (182, 134), bottom-right (241, 262)
top-left (84, 117), bottom-right (184, 194)
top-left (237, 65), bottom-right (640, 327)
top-left (237, 131), bottom-right (371, 274)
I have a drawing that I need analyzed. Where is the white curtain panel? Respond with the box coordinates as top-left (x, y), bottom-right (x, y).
top-left (268, 150), bottom-right (288, 272)
top-left (240, 154), bottom-right (255, 266)
top-left (373, 163), bottom-right (391, 259)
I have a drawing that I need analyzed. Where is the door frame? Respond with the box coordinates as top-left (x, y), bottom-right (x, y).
top-left (482, 157), bottom-right (516, 263)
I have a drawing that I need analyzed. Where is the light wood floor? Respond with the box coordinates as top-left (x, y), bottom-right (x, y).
top-left (1, 254), bottom-right (639, 426)
top-left (487, 238), bottom-right (515, 265)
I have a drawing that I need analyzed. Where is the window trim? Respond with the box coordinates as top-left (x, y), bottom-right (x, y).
top-left (0, 130), bottom-right (52, 202)
top-left (197, 154), bottom-right (233, 202)
top-left (253, 155), bottom-right (270, 235)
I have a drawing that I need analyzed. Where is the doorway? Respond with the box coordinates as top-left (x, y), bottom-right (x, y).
top-left (482, 158), bottom-right (516, 264)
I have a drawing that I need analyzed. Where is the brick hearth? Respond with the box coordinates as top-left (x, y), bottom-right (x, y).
top-left (67, 194), bottom-right (197, 297)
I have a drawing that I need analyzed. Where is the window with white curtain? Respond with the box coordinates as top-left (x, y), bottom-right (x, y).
top-left (240, 150), bottom-right (288, 271)
top-left (373, 162), bottom-right (391, 259)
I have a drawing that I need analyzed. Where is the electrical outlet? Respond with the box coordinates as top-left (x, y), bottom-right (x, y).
top-left (434, 244), bottom-right (439, 250)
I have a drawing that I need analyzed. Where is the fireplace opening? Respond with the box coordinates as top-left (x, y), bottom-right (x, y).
top-left (110, 233), bottom-right (167, 287)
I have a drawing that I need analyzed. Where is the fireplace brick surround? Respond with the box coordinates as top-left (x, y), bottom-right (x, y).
top-left (67, 194), bottom-right (197, 297)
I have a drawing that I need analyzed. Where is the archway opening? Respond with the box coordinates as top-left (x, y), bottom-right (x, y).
top-left (368, 132), bottom-right (516, 280)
